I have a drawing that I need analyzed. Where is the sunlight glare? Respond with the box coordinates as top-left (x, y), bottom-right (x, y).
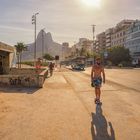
top-left (82, 0), bottom-right (101, 8)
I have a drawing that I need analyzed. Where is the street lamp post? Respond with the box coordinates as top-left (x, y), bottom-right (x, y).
top-left (32, 12), bottom-right (39, 66)
top-left (41, 28), bottom-right (45, 59)
top-left (92, 25), bottom-right (96, 64)
top-left (62, 46), bottom-right (64, 61)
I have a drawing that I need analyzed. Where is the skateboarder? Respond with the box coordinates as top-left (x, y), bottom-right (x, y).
top-left (91, 57), bottom-right (105, 104)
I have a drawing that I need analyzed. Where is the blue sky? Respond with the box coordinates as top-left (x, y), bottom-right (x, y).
top-left (0, 0), bottom-right (140, 46)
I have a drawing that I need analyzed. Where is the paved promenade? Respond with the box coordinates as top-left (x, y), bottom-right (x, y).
top-left (0, 67), bottom-right (139, 140)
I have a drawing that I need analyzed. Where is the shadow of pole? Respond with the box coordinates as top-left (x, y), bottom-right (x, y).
top-left (91, 105), bottom-right (115, 140)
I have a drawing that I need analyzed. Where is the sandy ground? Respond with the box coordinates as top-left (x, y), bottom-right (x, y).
top-left (0, 67), bottom-right (140, 140)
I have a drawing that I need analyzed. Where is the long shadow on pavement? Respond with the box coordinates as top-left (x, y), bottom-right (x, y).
top-left (91, 105), bottom-right (115, 140)
top-left (0, 87), bottom-right (40, 94)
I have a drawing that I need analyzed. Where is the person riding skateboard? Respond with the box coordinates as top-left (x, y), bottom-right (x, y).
top-left (91, 57), bottom-right (105, 104)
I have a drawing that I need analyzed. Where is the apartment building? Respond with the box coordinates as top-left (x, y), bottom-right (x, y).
top-left (95, 32), bottom-right (106, 51)
top-left (125, 20), bottom-right (140, 64)
top-left (71, 38), bottom-right (93, 54)
top-left (105, 28), bottom-right (113, 48)
top-left (111, 20), bottom-right (134, 47)
top-left (62, 42), bottom-right (71, 60)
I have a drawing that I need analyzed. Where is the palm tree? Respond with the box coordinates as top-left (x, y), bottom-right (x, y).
top-left (15, 42), bottom-right (26, 68)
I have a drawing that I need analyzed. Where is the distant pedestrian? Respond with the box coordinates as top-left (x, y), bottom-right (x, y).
top-left (91, 57), bottom-right (105, 104)
top-left (49, 62), bottom-right (55, 76)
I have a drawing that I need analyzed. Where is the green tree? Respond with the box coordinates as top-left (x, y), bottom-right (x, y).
top-left (80, 47), bottom-right (87, 56)
top-left (107, 46), bottom-right (131, 66)
top-left (43, 53), bottom-right (54, 61)
top-left (15, 42), bottom-right (26, 68)
top-left (85, 51), bottom-right (99, 59)
top-left (86, 52), bottom-right (91, 58)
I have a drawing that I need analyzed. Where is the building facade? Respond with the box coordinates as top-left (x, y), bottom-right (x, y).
top-left (82, 40), bottom-right (93, 53)
top-left (0, 42), bottom-right (15, 74)
top-left (125, 20), bottom-right (140, 64)
top-left (62, 42), bottom-right (71, 60)
top-left (95, 32), bottom-right (106, 52)
top-left (111, 20), bottom-right (134, 47)
top-left (105, 28), bottom-right (113, 48)
top-left (71, 38), bottom-right (93, 57)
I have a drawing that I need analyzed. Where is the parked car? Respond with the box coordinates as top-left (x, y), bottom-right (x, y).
top-left (71, 63), bottom-right (85, 70)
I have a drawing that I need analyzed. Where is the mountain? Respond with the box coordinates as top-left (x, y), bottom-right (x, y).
top-left (22, 31), bottom-right (63, 61)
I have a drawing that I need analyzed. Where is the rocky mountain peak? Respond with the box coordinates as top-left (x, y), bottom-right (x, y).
top-left (22, 30), bottom-right (63, 61)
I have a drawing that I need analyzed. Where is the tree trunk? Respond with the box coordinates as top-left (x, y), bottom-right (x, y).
top-left (20, 52), bottom-right (22, 68)
top-left (18, 54), bottom-right (20, 69)
top-left (19, 53), bottom-right (22, 68)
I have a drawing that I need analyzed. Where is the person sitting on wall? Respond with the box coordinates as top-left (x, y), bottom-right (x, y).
top-left (36, 58), bottom-right (42, 69)
top-left (36, 58), bottom-right (42, 74)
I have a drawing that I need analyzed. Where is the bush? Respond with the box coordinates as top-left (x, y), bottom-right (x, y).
top-left (43, 54), bottom-right (55, 61)
top-left (42, 62), bottom-right (49, 66)
top-left (21, 61), bottom-right (34, 66)
top-left (107, 61), bottom-right (112, 66)
top-left (118, 63), bottom-right (123, 67)
top-left (121, 61), bottom-right (131, 67)
top-left (108, 46), bottom-right (131, 66)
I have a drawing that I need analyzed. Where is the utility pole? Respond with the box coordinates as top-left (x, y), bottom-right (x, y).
top-left (32, 12), bottom-right (39, 66)
top-left (62, 46), bottom-right (63, 61)
top-left (41, 28), bottom-right (45, 59)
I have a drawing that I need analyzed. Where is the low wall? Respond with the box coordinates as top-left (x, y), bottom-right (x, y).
top-left (9, 68), bottom-right (44, 75)
top-left (38, 69), bottom-right (48, 88)
top-left (0, 68), bottom-right (48, 88)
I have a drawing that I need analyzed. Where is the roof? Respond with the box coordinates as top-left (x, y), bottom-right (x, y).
top-left (0, 42), bottom-right (14, 53)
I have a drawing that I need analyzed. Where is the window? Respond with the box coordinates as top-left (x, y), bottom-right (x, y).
top-left (133, 26), bottom-right (139, 32)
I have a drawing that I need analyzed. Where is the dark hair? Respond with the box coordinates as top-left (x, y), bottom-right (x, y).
top-left (96, 57), bottom-right (101, 61)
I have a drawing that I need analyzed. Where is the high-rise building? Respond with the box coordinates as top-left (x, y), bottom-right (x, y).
top-left (105, 28), bottom-right (113, 48)
top-left (111, 20), bottom-right (134, 47)
top-left (125, 20), bottom-right (140, 64)
top-left (96, 32), bottom-right (106, 51)
top-left (71, 38), bottom-right (93, 53)
top-left (82, 40), bottom-right (93, 52)
top-left (62, 42), bottom-right (71, 60)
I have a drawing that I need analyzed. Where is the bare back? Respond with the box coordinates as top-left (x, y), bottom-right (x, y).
top-left (91, 65), bottom-right (104, 78)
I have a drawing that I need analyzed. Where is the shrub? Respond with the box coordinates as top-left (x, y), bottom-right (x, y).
top-left (118, 63), bottom-right (123, 67)
top-left (121, 61), bottom-right (131, 67)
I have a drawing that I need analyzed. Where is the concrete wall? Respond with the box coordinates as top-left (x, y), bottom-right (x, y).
top-left (9, 68), bottom-right (44, 75)
top-left (0, 68), bottom-right (48, 88)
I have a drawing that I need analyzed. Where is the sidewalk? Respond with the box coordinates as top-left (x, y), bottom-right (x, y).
top-left (42, 73), bottom-right (92, 140)
top-left (0, 72), bottom-right (92, 140)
